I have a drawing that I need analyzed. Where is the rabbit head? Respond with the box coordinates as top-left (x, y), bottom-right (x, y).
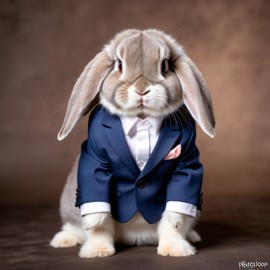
top-left (58, 29), bottom-right (215, 140)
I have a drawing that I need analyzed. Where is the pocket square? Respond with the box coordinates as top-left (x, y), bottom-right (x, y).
top-left (164, 144), bottom-right (181, 160)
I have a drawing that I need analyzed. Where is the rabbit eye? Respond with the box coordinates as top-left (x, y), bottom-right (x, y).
top-left (114, 60), bottom-right (123, 72)
top-left (161, 59), bottom-right (169, 74)
top-left (118, 60), bottom-right (122, 72)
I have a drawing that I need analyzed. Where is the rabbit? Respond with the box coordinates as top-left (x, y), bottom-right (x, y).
top-left (50, 29), bottom-right (215, 258)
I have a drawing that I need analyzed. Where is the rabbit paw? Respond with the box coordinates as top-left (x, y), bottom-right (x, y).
top-left (82, 212), bottom-right (109, 230)
top-left (157, 240), bottom-right (196, 257)
top-left (187, 229), bottom-right (202, 243)
top-left (50, 230), bottom-right (81, 248)
top-left (79, 241), bottom-right (115, 258)
top-left (166, 211), bottom-right (183, 230)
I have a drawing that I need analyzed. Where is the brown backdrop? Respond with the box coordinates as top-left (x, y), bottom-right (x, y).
top-left (0, 0), bottom-right (269, 206)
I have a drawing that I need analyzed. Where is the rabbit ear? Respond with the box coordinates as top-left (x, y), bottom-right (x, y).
top-left (175, 56), bottom-right (216, 138)
top-left (57, 51), bottom-right (113, 141)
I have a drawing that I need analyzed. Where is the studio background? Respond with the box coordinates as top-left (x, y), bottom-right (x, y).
top-left (0, 0), bottom-right (269, 206)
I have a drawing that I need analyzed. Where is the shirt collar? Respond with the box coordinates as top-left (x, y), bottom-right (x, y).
top-left (120, 115), bottom-right (164, 137)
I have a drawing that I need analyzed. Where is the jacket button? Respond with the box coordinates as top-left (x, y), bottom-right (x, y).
top-left (137, 179), bottom-right (146, 189)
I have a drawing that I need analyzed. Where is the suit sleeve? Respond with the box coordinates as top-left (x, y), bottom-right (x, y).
top-left (75, 124), bottom-right (113, 209)
top-left (166, 127), bottom-right (203, 215)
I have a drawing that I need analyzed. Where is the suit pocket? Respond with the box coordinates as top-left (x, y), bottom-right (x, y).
top-left (159, 158), bottom-right (179, 168)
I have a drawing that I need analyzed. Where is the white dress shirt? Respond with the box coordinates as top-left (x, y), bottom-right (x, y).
top-left (80, 115), bottom-right (198, 218)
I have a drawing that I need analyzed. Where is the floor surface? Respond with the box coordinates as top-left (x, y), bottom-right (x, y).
top-left (1, 196), bottom-right (269, 270)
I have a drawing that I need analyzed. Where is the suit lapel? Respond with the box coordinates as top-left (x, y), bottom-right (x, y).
top-left (139, 119), bottom-right (181, 179)
top-left (102, 111), bottom-right (181, 179)
top-left (102, 113), bottom-right (141, 177)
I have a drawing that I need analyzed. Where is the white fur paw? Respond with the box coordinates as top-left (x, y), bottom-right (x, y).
top-left (157, 240), bottom-right (196, 257)
top-left (82, 212), bottom-right (109, 230)
top-left (165, 211), bottom-right (183, 230)
top-left (50, 231), bottom-right (81, 248)
top-left (187, 230), bottom-right (202, 243)
top-left (79, 241), bottom-right (115, 258)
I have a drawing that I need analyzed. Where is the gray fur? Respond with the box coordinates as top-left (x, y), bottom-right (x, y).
top-left (59, 156), bottom-right (81, 226)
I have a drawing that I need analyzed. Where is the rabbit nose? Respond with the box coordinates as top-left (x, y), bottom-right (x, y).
top-left (136, 89), bottom-right (151, 96)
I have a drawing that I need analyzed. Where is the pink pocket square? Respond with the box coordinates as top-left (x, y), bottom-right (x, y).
top-left (164, 144), bottom-right (182, 160)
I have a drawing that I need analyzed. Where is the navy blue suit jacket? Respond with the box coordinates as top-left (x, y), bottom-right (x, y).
top-left (76, 106), bottom-right (203, 224)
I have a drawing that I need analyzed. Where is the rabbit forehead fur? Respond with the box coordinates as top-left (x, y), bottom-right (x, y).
top-left (107, 30), bottom-right (170, 81)
top-left (100, 29), bottom-right (185, 117)
top-left (106, 29), bottom-right (185, 81)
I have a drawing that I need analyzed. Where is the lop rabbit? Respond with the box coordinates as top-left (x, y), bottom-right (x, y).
top-left (50, 29), bottom-right (215, 258)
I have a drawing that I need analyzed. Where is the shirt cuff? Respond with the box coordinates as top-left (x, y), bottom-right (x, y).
top-left (80, 202), bottom-right (111, 216)
top-left (166, 201), bottom-right (197, 217)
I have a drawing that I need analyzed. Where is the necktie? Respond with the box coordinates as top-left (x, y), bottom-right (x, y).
top-left (136, 119), bottom-right (152, 170)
